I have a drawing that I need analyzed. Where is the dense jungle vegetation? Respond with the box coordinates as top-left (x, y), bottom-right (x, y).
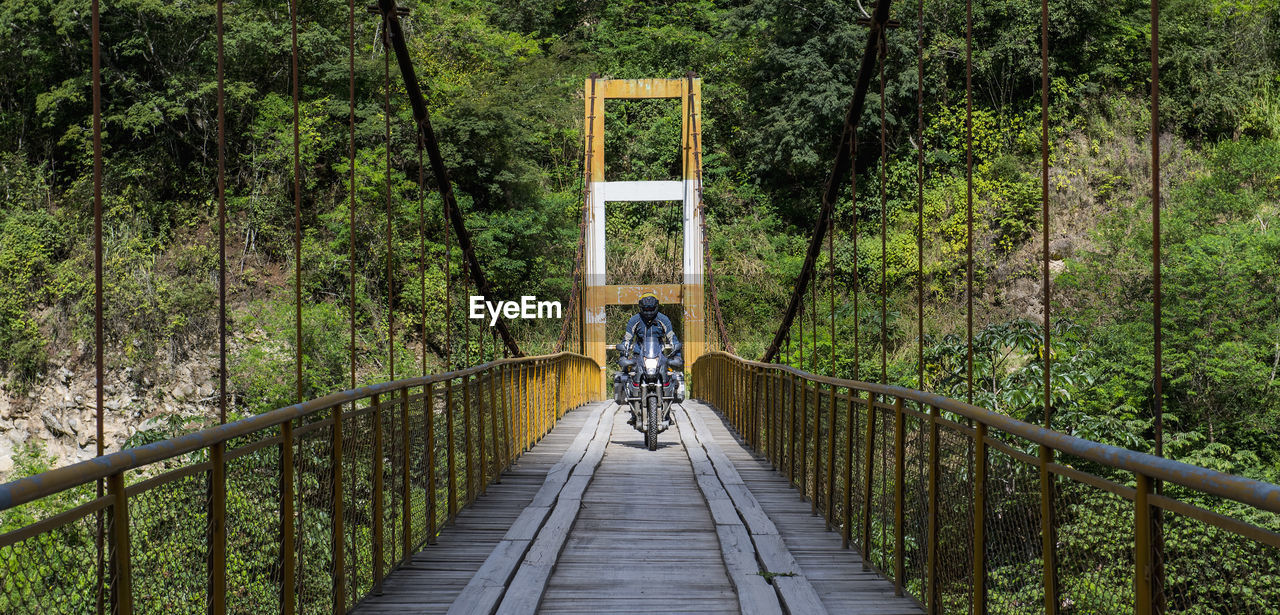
top-left (1, 0), bottom-right (1279, 610)
top-left (3, 0), bottom-right (1277, 476)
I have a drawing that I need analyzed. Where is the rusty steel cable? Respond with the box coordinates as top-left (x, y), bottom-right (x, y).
top-left (385, 20), bottom-right (395, 383)
top-left (444, 157), bottom-right (453, 371)
top-left (917, 1), bottom-right (928, 595)
top-left (464, 258), bottom-right (471, 366)
top-left (556, 75), bottom-right (596, 354)
top-left (90, 0), bottom-right (105, 612)
top-left (828, 187), bottom-right (835, 377)
top-left (211, 1), bottom-right (229, 611)
top-left (1151, 0), bottom-right (1168, 607)
top-left (686, 74), bottom-right (733, 354)
top-left (811, 265), bottom-right (818, 372)
top-left (1038, 0), bottom-right (1059, 611)
top-left (965, 0), bottom-right (974, 405)
top-left (760, 0), bottom-right (894, 363)
top-left (287, 0), bottom-right (303, 607)
top-left (216, 0), bottom-right (227, 426)
top-left (799, 303), bottom-right (805, 373)
top-left (916, 0), bottom-right (924, 392)
top-left (879, 36), bottom-right (888, 387)
top-left (851, 130), bottom-right (860, 383)
top-left (419, 141), bottom-right (427, 376)
top-left (336, 0), bottom-right (356, 604)
top-left (291, 1), bottom-right (303, 404)
top-left (1151, 0), bottom-right (1163, 459)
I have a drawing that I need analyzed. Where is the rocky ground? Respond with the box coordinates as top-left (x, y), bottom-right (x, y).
top-left (0, 359), bottom-right (219, 480)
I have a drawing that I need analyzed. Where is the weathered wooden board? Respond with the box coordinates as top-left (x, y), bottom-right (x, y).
top-left (354, 395), bottom-right (922, 615)
top-left (536, 408), bottom-right (742, 615)
top-left (351, 405), bottom-right (601, 615)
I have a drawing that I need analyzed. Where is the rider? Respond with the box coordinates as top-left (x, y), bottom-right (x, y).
top-left (613, 292), bottom-right (684, 404)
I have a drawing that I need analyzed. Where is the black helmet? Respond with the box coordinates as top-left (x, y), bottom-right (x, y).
top-left (638, 292), bottom-right (659, 324)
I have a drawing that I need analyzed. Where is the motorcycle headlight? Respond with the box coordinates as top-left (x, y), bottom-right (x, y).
top-left (644, 358), bottom-right (659, 370)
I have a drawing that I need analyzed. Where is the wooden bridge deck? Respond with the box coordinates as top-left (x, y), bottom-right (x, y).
top-left (352, 400), bottom-right (922, 615)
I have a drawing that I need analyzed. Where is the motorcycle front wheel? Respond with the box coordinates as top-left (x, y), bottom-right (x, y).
top-left (645, 395), bottom-right (659, 451)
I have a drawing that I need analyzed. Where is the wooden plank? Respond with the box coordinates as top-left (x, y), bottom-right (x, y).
top-left (491, 406), bottom-right (617, 615)
top-left (443, 403), bottom-right (613, 615)
top-left (724, 482), bottom-right (780, 536)
top-left (351, 404), bottom-right (598, 615)
top-left (539, 408), bottom-right (741, 615)
top-left (502, 507), bottom-right (551, 542)
top-left (687, 401), bottom-right (924, 615)
top-left (716, 524), bottom-right (784, 615)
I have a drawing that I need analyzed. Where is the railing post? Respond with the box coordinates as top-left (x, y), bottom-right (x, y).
top-left (425, 382), bottom-right (437, 545)
top-left (281, 418), bottom-right (296, 614)
top-left (861, 392), bottom-right (875, 566)
top-left (1041, 442), bottom-right (1058, 614)
top-left (527, 363), bottom-right (534, 449)
top-left (532, 362), bottom-right (541, 441)
top-left (927, 404), bottom-right (939, 613)
top-left (841, 389), bottom-right (855, 549)
top-left (478, 372), bottom-right (488, 494)
top-left (826, 383), bottom-right (837, 528)
top-left (773, 371), bottom-right (781, 469)
top-left (501, 365), bottom-right (512, 466)
top-left (400, 388), bottom-right (410, 561)
top-left (789, 372), bottom-right (798, 488)
top-left (463, 373), bottom-right (475, 504)
top-left (489, 366), bottom-right (500, 484)
top-left (1135, 473), bottom-right (1153, 615)
top-left (446, 379), bottom-right (457, 519)
top-left (893, 397), bottom-right (905, 593)
top-left (372, 392), bottom-right (385, 591)
top-left (750, 366), bottom-right (759, 449)
top-left (332, 401), bottom-right (347, 608)
top-left (107, 471), bottom-right (133, 615)
top-left (972, 421), bottom-right (988, 615)
top-left (520, 364), bottom-right (529, 451)
top-left (210, 440), bottom-right (226, 614)
top-left (802, 379), bottom-right (812, 510)
top-left (763, 368), bottom-right (772, 462)
top-left (540, 362), bottom-right (548, 437)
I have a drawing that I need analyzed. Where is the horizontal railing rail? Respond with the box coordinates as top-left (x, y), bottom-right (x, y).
top-left (0, 352), bottom-right (603, 614)
top-left (694, 351), bottom-right (1280, 615)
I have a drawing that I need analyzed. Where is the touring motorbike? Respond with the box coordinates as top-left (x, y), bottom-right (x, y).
top-left (615, 323), bottom-right (682, 451)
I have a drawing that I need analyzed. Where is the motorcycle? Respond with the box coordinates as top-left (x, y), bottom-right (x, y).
top-left (614, 323), bottom-right (683, 451)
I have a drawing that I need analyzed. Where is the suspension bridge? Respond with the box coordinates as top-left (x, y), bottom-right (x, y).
top-left (2, 0), bottom-right (1278, 614)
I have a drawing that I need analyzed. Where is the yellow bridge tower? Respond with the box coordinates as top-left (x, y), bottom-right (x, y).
top-left (581, 76), bottom-right (706, 389)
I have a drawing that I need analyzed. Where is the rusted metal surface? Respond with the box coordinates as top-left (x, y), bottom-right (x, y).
top-left (965, 0), bottom-right (974, 405)
top-left (212, 2), bottom-right (228, 611)
top-left (1038, 0), bottom-right (1059, 611)
top-left (760, 0), bottom-right (893, 363)
top-left (879, 45), bottom-right (888, 386)
top-left (90, 0), bottom-right (106, 612)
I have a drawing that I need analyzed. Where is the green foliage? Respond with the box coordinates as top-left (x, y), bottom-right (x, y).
top-left (1, 2), bottom-right (1279, 612)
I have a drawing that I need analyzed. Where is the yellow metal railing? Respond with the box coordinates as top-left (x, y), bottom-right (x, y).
top-left (0, 353), bottom-right (602, 614)
top-left (695, 352), bottom-right (1280, 615)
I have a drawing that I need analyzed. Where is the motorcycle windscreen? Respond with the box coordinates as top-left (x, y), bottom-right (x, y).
top-left (641, 325), bottom-right (664, 359)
